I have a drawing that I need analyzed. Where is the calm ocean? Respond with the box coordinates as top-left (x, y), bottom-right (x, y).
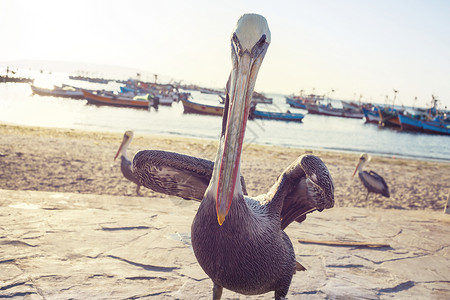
top-left (1, 70), bottom-right (448, 162)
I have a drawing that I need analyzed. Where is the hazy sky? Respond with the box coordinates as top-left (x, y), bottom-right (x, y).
top-left (1, 0), bottom-right (449, 108)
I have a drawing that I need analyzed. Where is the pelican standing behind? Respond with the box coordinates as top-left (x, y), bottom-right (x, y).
top-left (353, 153), bottom-right (390, 201)
top-left (132, 14), bottom-right (334, 299)
top-left (115, 131), bottom-right (141, 195)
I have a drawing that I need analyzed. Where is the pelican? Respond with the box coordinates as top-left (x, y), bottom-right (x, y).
top-left (132, 14), bottom-right (334, 299)
top-left (353, 153), bottom-right (389, 201)
top-left (115, 130), bottom-right (141, 195)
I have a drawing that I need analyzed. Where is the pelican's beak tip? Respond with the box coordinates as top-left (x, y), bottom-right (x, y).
top-left (217, 213), bottom-right (226, 226)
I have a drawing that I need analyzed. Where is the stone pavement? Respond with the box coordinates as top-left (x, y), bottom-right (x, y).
top-left (0, 189), bottom-right (449, 299)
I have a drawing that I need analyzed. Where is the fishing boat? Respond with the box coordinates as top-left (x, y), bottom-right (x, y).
top-left (250, 109), bottom-right (304, 122)
top-left (120, 86), bottom-right (136, 94)
top-left (422, 120), bottom-right (450, 135)
top-left (252, 91), bottom-right (273, 104)
top-left (1, 76), bottom-right (34, 84)
top-left (378, 107), bottom-right (402, 127)
top-left (119, 89), bottom-right (175, 106)
top-left (396, 107), bottom-right (450, 135)
top-left (285, 96), bottom-right (307, 109)
top-left (342, 109), bottom-right (364, 119)
top-left (181, 97), bottom-right (224, 115)
top-left (121, 81), bottom-right (180, 105)
top-left (397, 113), bottom-right (425, 132)
top-left (69, 75), bottom-right (109, 84)
top-left (31, 84), bottom-right (85, 99)
top-left (341, 100), bottom-right (362, 111)
top-left (82, 90), bottom-right (157, 109)
top-left (153, 92), bottom-right (178, 105)
top-left (419, 95), bottom-right (450, 135)
top-left (182, 97), bottom-right (305, 122)
top-left (362, 107), bottom-right (380, 124)
top-left (306, 103), bottom-right (364, 119)
top-left (199, 88), bottom-right (224, 95)
top-left (285, 93), bottom-right (322, 110)
top-left (1, 67), bottom-right (34, 83)
top-left (397, 114), bottom-right (450, 135)
top-left (219, 92), bottom-right (272, 105)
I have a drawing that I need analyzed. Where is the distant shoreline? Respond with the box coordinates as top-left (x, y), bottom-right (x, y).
top-left (2, 119), bottom-right (449, 164)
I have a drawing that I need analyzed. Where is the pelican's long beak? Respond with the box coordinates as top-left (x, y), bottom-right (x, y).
top-left (216, 14), bottom-right (271, 225)
top-left (114, 133), bottom-right (130, 160)
top-left (352, 161), bottom-right (361, 177)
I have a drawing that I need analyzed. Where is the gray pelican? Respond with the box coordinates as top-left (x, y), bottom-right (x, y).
top-left (132, 14), bottom-right (334, 299)
top-left (115, 130), bottom-right (141, 195)
top-left (353, 153), bottom-right (390, 201)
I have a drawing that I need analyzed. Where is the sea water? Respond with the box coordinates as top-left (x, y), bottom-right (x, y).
top-left (0, 71), bottom-right (448, 162)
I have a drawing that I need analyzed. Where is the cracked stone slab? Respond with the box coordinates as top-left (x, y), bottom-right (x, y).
top-left (0, 189), bottom-right (449, 299)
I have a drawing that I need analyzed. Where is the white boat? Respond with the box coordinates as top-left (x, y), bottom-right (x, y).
top-left (30, 84), bottom-right (84, 99)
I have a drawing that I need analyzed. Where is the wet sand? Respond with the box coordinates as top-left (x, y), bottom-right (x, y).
top-left (0, 123), bottom-right (449, 211)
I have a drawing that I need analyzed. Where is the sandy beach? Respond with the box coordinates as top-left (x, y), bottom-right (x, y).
top-left (1, 123), bottom-right (450, 299)
top-left (1, 123), bottom-right (449, 211)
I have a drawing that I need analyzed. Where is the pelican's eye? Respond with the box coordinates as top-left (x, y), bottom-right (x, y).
top-left (232, 33), bottom-right (243, 56)
top-left (257, 34), bottom-right (266, 47)
top-left (251, 34), bottom-right (267, 58)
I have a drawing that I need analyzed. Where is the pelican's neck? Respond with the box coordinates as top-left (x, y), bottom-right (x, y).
top-left (120, 137), bottom-right (133, 160)
top-left (357, 160), bottom-right (366, 172)
top-left (121, 143), bottom-right (128, 158)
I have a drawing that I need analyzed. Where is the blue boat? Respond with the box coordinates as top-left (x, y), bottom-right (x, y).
top-left (397, 113), bottom-right (450, 135)
top-left (285, 96), bottom-right (307, 109)
top-left (120, 86), bottom-right (135, 93)
top-left (362, 107), bottom-right (380, 124)
top-left (250, 109), bottom-right (304, 122)
top-left (422, 120), bottom-right (450, 135)
top-left (398, 114), bottom-right (424, 132)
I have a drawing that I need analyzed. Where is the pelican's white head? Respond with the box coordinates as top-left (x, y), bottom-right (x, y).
top-left (114, 130), bottom-right (134, 160)
top-left (352, 153), bottom-right (371, 177)
top-left (233, 14), bottom-right (271, 53)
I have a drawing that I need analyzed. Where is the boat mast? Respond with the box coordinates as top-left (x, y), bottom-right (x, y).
top-left (392, 89), bottom-right (398, 109)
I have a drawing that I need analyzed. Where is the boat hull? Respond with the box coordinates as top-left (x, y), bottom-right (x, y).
top-left (181, 98), bottom-right (301, 122)
top-left (155, 95), bottom-right (174, 106)
top-left (181, 98), bottom-right (224, 116)
top-left (378, 109), bottom-right (401, 127)
top-left (422, 121), bottom-right (450, 135)
top-left (82, 90), bottom-right (153, 109)
top-left (31, 85), bottom-right (84, 99)
top-left (398, 114), bottom-right (424, 132)
top-left (306, 104), bottom-right (363, 119)
top-left (362, 107), bottom-right (380, 124)
top-left (251, 110), bottom-right (304, 122)
top-left (285, 97), bottom-right (307, 109)
top-left (1, 76), bottom-right (34, 84)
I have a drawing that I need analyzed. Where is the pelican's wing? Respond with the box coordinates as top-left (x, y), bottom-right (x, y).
top-left (367, 170), bottom-right (388, 187)
top-left (361, 170), bottom-right (390, 197)
top-left (265, 155), bottom-right (334, 230)
top-left (133, 150), bottom-right (247, 201)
